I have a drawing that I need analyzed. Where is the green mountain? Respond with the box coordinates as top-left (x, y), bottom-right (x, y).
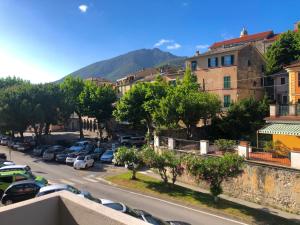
top-left (66, 48), bottom-right (186, 81)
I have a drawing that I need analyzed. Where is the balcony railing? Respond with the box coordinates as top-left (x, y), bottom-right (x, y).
top-left (270, 104), bottom-right (300, 117)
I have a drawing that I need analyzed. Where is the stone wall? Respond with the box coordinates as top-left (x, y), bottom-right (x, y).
top-left (178, 160), bottom-right (300, 214)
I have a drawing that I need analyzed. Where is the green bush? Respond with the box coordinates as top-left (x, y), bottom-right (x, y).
top-left (185, 153), bottom-right (244, 202)
top-left (114, 146), bottom-right (143, 180)
top-left (214, 139), bottom-right (236, 152)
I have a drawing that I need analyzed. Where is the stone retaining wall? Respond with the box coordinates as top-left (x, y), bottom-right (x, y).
top-left (157, 147), bottom-right (300, 214)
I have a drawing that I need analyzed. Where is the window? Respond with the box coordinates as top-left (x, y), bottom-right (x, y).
top-left (247, 60), bottom-right (251, 67)
top-left (223, 76), bottom-right (231, 89)
top-left (298, 72), bottom-right (300, 87)
top-left (191, 61), bottom-right (197, 71)
top-left (281, 77), bottom-right (286, 85)
top-left (0, 176), bottom-right (13, 183)
top-left (222, 55), bottom-right (234, 66)
top-left (15, 175), bottom-right (27, 182)
top-left (261, 65), bottom-right (265, 73)
top-left (208, 57), bottom-right (218, 67)
top-left (224, 95), bottom-right (231, 107)
top-left (282, 96), bottom-right (288, 105)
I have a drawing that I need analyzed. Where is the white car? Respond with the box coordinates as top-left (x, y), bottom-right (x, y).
top-left (73, 155), bottom-right (94, 169)
top-left (0, 165), bottom-right (31, 172)
top-left (69, 141), bottom-right (90, 152)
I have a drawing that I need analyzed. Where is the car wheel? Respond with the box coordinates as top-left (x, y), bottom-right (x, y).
top-left (4, 199), bottom-right (13, 205)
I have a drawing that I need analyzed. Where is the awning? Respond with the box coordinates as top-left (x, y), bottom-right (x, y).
top-left (258, 123), bottom-right (300, 136)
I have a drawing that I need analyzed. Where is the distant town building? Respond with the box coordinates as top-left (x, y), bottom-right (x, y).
top-left (186, 44), bottom-right (266, 108)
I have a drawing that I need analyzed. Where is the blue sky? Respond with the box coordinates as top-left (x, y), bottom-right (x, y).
top-left (0, 0), bottom-right (299, 83)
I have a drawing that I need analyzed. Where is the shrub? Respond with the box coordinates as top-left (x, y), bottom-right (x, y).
top-left (185, 153), bottom-right (244, 202)
top-left (114, 146), bottom-right (143, 180)
top-left (214, 139), bottom-right (236, 152)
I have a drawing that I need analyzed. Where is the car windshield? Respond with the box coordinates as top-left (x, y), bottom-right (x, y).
top-left (66, 185), bottom-right (81, 194)
top-left (104, 150), bottom-right (113, 156)
top-left (104, 202), bottom-right (124, 211)
top-left (77, 156), bottom-right (85, 160)
top-left (144, 215), bottom-right (169, 225)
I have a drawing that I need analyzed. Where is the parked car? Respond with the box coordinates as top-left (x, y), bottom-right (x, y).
top-left (0, 170), bottom-right (48, 195)
top-left (119, 135), bottom-right (132, 145)
top-left (73, 155), bottom-right (94, 170)
top-left (55, 150), bottom-right (75, 163)
top-left (36, 184), bottom-right (100, 203)
top-left (127, 136), bottom-right (145, 147)
top-left (0, 153), bottom-right (7, 161)
top-left (0, 137), bottom-right (9, 146)
top-left (42, 145), bottom-right (65, 161)
top-left (1, 180), bottom-right (43, 205)
top-left (69, 141), bottom-right (91, 152)
top-left (0, 161), bottom-right (15, 168)
top-left (100, 149), bottom-right (116, 163)
top-left (100, 199), bottom-right (140, 218)
top-left (85, 147), bottom-right (105, 160)
top-left (134, 209), bottom-right (190, 225)
top-left (12, 142), bottom-right (22, 150)
top-left (0, 165), bottom-right (31, 172)
top-left (66, 152), bottom-right (84, 165)
top-left (33, 145), bottom-right (50, 156)
top-left (17, 142), bottom-right (33, 152)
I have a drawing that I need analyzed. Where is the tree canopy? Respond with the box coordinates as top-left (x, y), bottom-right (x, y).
top-left (266, 30), bottom-right (300, 74)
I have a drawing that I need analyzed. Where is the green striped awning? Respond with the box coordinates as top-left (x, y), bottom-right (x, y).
top-left (258, 123), bottom-right (300, 136)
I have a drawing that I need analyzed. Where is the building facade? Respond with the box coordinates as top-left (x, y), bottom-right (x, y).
top-left (186, 44), bottom-right (266, 107)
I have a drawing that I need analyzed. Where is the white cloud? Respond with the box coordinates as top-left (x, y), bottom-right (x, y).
top-left (196, 44), bottom-right (209, 50)
top-left (166, 43), bottom-right (181, 50)
top-left (154, 39), bottom-right (173, 47)
top-left (79, 4), bottom-right (88, 13)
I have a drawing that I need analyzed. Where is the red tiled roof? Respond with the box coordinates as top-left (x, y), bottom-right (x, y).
top-left (210, 31), bottom-right (274, 49)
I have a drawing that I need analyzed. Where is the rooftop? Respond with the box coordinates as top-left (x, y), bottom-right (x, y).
top-left (210, 30), bottom-right (274, 49)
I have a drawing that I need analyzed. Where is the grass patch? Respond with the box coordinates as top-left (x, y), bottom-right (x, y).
top-left (106, 172), bottom-right (300, 225)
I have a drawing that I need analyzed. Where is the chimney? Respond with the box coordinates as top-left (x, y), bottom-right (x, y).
top-left (195, 50), bottom-right (200, 56)
top-left (294, 21), bottom-right (300, 32)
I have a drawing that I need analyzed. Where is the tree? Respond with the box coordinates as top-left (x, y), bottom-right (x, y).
top-left (142, 147), bottom-right (183, 185)
top-left (185, 153), bottom-right (244, 202)
top-left (114, 146), bottom-right (144, 180)
top-left (155, 69), bottom-right (221, 138)
top-left (0, 84), bottom-right (33, 137)
top-left (266, 30), bottom-right (300, 74)
top-left (113, 77), bottom-right (167, 141)
top-left (60, 76), bottom-right (85, 138)
top-left (211, 97), bottom-right (269, 141)
top-left (80, 81), bottom-right (117, 138)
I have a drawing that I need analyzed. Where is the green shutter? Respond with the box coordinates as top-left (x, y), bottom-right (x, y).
top-left (208, 58), bottom-right (211, 67)
top-left (221, 56), bottom-right (224, 66)
top-left (216, 57), bottom-right (219, 67)
top-left (231, 55), bottom-right (235, 65)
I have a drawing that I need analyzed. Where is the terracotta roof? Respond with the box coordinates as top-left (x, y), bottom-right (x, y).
top-left (285, 60), bottom-right (300, 69)
top-left (210, 31), bottom-right (274, 49)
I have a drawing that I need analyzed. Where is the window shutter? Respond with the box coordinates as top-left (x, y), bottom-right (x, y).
top-left (208, 58), bottom-right (211, 67)
top-left (231, 55), bottom-right (235, 65)
top-left (216, 57), bottom-right (219, 67)
top-left (221, 56), bottom-right (224, 66)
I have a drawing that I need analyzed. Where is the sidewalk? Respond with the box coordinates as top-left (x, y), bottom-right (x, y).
top-left (141, 170), bottom-right (300, 221)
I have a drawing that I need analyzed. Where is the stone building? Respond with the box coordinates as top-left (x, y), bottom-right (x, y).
top-left (186, 44), bottom-right (266, 107)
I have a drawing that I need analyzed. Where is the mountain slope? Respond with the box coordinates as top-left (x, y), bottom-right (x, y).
top-left (67, 48), bottom-right (186, 81)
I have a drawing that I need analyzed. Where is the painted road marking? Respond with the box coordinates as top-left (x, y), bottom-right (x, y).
top-left (82, 177), bottom-right (99, 183)
top-left (69, 178), bottom-right (87, 184)
top-left (59, 179), bottom-right (75, 186)
top-left (106, 183), bottom-right (249, 225)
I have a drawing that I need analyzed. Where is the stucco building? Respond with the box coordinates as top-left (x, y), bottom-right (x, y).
top-left (186, 44), bottom-right (266, 107)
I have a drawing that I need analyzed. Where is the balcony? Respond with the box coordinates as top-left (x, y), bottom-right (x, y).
top-left (270, 104), bottom-right (300, 117)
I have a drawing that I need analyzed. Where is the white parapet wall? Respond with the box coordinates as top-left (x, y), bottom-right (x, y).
top-left (168, 138), bottom-right (175, 150)
top-left (200, 140), bottom-right (209, 155)
top-left (291, 151), bottom-right (300, 170)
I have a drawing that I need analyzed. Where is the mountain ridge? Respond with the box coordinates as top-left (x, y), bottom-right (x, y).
top-left (64, 48), bottom-right (186, 81)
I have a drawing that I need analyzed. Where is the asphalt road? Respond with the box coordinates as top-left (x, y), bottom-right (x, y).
top-left (0, 146), bottom-right (248, 225)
